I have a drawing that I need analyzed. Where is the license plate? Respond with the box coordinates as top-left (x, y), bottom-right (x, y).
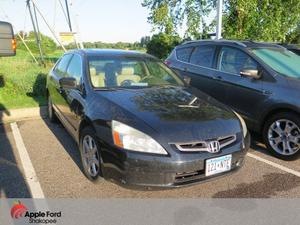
top-left (205, 155), bottom-right (232, 177)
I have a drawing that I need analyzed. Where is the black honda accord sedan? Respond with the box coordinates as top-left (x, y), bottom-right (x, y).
top-left (46, 49), bottom-right (250, 188)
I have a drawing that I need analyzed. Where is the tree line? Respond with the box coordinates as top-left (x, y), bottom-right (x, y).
top-left (16, 31), bottom-right (149, 55)
top-left (143, 0), bottom-right (300, 59)
top-left (16, 0), bottom-right (300, 61)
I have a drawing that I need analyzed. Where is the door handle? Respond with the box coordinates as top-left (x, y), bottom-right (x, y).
top-left (262, 90), bottom-right (272, 95)
top-left (212, 75), bottom-right (222, 80)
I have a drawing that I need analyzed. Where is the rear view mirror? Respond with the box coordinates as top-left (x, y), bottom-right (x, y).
top-left (0, 21), bottom-right (16, 57)
top-left (240, 69), bottom-right (261, 79)
top-left (59, 77), bottom-right (77, 89)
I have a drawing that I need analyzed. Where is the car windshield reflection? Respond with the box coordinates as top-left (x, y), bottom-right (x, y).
top-left (88, 57), bottom-right (184, 89)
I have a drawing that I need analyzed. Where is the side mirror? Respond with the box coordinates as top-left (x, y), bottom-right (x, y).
top-left (240, 69), bottom-right (261, 79)
top-left (59, 77), bottom-right (77, 89)
top-left (183, 76), bottom-right (191, 85)
top-left (0, 21), bottom-right (16, 57)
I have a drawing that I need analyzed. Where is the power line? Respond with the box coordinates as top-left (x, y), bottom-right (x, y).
top-left (64, 0), bottom-right (73, 32)
top-left (58, 0), bottom-right (69, 27)
top-left (53, 0), bottom-right (57, 31)
top-left (30, 0), bottom-right (67, 52)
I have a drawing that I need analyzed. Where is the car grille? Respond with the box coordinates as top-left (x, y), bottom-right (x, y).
top-left (174, 134), bottom-right (236, 152)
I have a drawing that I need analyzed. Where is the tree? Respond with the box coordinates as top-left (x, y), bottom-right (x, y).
top-left (142, 0), bottom-right (215, 39)
top-left (285, 24), bottom-right (300, 44)
top-left (223, 0), bottom-right (300, 42)
top-left (16, 31), bottom-right (57, 54)
top-left (142, 0), bottom-right (300, 43)
top-left (146, 32), bottom-right (182, 59)
top-left (140, 36), bottom-right (151, 48)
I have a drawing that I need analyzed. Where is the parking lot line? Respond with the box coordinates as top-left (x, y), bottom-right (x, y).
top-left (10, 122), bottom-right (45, 198)
top-left (247, 153), bottom-right (300, 177)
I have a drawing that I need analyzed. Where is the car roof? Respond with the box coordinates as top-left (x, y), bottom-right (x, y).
top-left (66, 49), bottom-right (157, 59)
top-left (178, 39), bottom-right (285, 49)
top-left (279, 44), bottom-right (300, 50)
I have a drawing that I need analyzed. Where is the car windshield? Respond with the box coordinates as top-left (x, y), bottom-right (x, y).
top-left (88, 56), bottom-right (184, 89)
top-left (251, 48), bottom-right (300, 78)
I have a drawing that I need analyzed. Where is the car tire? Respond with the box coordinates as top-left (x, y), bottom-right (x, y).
top-left (48, 95), bottom-right (58, 123)
top-left (263, 112), bottom-right (300, 160)
top-left (79, 126), bottom-right (103, 182)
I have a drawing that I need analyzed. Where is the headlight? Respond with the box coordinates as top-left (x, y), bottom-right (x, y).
top-left (233, 111), bottom-right (248, 137)
top-left (111, 120), bottom-right (168, 155)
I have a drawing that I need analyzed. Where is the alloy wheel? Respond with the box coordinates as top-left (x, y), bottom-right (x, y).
top-left (268, 119), bottom-right (300, 156)
top-left (82, 135), bottom-right (100, 177)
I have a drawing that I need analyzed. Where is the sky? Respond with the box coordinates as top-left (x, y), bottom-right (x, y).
top-left (0, 0), bottom-right (153, 43)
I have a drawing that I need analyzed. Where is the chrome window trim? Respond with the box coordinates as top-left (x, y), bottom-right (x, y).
top-left (175, 47), bottom-right (242, 77)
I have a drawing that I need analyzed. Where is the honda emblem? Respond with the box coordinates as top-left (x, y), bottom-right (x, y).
top-left (207, 141), bottom-right (220, 153)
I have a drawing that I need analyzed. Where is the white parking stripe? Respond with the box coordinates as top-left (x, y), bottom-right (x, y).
top-left (10, 122), bottom-right (45, 198)
top-left (247, 153), bottom-right (300, 177)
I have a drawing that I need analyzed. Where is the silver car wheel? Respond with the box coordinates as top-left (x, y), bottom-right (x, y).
top-left (82, 135), bottom-right (100, 177)
top-left (268, 119), bottom-right (300, 156)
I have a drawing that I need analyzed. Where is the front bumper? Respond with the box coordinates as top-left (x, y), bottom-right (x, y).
top-left (100, 132), bottom-right (250, 189)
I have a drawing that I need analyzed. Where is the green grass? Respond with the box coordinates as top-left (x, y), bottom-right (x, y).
top-left (0, 47), bottom-right (145, 111)
top-left (0, 49), bottom-right (62, 110)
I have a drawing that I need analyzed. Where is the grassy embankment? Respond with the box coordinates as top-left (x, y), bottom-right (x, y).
top-left (0, 49), bottom-right (62, 110)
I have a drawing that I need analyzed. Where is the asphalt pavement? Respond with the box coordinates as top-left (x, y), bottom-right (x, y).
top-left (1, 118), bottom-right (300, 198)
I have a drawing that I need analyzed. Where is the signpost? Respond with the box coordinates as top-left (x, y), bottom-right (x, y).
top-left (59, 32), bottom-right (76, 45)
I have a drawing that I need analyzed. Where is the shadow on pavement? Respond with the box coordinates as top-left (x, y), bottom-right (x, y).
top-left (0, 103), bottom-right (32, 198)
top-left (212, 173), bottom-right (300, 198)
top-left (42, 119), bottom-right (83, 173)
top-left (29, 69), bottom-right (85, 179)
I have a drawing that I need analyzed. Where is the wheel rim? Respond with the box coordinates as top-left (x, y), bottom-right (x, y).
top-left (268, 119), bottom-right (300, 156)
top-left (82, 135), bottom-right (100, 177)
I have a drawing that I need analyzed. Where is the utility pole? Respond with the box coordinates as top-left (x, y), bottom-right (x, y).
top-left (64, 0), bottom-right (73, 32)
top-left (27, 0), bottom-right (45, 65)
top-left (216, 0), bottom-right (223, 40)
top-left (30, 0), bottom-right (67, 52)
top-left (33, 3), bottom-right (42, 42)
top-left (65, 0), bottom-right (83, 49)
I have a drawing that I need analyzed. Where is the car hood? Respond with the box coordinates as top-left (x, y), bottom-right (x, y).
top-left (98, 86), bottom-right (241, 142)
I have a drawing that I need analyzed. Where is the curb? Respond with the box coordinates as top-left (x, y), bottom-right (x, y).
top-left (0, 106), bottom-right (47, 124)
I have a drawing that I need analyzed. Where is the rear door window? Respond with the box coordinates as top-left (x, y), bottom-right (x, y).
top-left (66, 54), bottom-right (82, 83)
top-left (190, 46), bottom-right (216, 68)
top-left (218, 47), bottom-right (258, 75)
top-left (55, 54), bottom-right (73, 77)
top-left (176, 47), bottom-right (193, 62)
